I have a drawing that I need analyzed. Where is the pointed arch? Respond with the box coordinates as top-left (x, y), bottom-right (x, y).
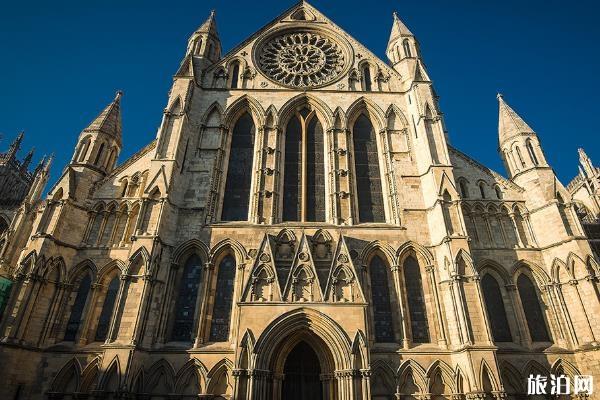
top-left (172, 239), bottom-right (210, 266)
top-left (426, 360), bottom-right (456, 395)
top-left (346, 97), bottom-right (386, 132)
top-left (175, 358), bottom-right (207, 395)
top-left (127, 246), bottom-right (150, 275)
top-left (201, 101), bottom-right (224, 127)
top-left (222, 94), bottom-right (265, 129)
top-left (67, 259), bottom-right (98, 284)
top-left (360, 240), bottom-right (396, 267)
top-left (146, 359), bottom-right (175, 395)
top-left (209, 238), bottom-right (247, 266)
top-left (99, 356), bottom-right (121, 392)
top-left (499, 361), bottom-right (524, 395)
top-left (522, 360), bottom-right (550, 378)
top-left (51, 358), bottom-right (81, 392)
top-left (550, 358), bottom-right (581, 378)
top-left (206, 358), bottom-right (234, 397)
top-left (385, 104), bottom-right (409, 128)
top-left (80, 357), bottom-right (101, 392)
top-left (370, 359), bottom-right (396, 398)
top-left (397, 359), bottom-right (427, 394)
top-left (350, 330), bottom-right (368, 370)
top-left (396, 241), bottom-right (435, 267)
top-left (278, 93), bottom-right (335, 130)
top-left (480, 359), bottom-right (500, 392)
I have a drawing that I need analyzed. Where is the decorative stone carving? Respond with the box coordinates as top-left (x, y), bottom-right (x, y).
top-left (255, 29), bottom-right (350, 88)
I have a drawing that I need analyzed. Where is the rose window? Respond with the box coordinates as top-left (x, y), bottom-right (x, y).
top-left (257, 31), bottom-right (347, 88)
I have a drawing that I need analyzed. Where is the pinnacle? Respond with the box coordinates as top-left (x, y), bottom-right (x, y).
top-left (389, 10), bottom-right (413, 43)
top-left (497, 94), bottom-right (535, 144)
top-left (83, 92), bottom-right (123, 144)
top-left (197, 9), bottom-right (219, 36)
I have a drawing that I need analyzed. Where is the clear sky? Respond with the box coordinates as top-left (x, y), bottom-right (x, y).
top-left (1, 0), bottom-right (598, 187)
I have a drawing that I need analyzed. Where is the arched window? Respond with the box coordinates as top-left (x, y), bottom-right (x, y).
top-left (479, 182), bottom-right (486, 199)
top-left (515, 146), bottom-right (526, 168)
top-left (94, 276), bottom-right (119, 342)
top-left (94, 142), bottom-right (105, 166)
top-left (424, 106), bottom-right (440, 164)
top-left (362, 65), bottom-right (372, 91)
top-left (283, 114), bottom-right (302, 221)
top-left (221, 113), bottom-right (255, 221)
top-left (353, 114), bottom-right (385, 223)
top-left (481, 274), bottom-right (512, 342)
top-left (402, 39), bottom-right (412, 58)
top-left (282, 110), bottom-right (325, 222)
top-left (494, 185), bottom-right (503, 200)
top-left (526, 139), bottom-right (539, 166)
top-left (369, 255), bottom-right (394, 342)
top-left (64, 274), bottom-right (92, 341)
top-left (517, 274), bottom-right (550, 342)
top-left (171, 254), bottom-right (203, 341)
top-left (403, 256), bottom-right (430, 343)
top-left (306, 116), bottom-right (325, 221)
top-left (459, 180), bottom-right (469, 198)
top-left (77, 138), bottom-right (91, 162)
top-left (441, 190), bottom-right (455, 235)
top-left (209, 255), bottom-right (235, 342)
top-left (230, 62), bottom-right (240, 89)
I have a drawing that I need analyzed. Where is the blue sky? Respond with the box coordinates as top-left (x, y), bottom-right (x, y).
top-left (1, 0), bottom-right (598, 186)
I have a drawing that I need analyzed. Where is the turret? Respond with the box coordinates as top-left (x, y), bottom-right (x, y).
top-left (186, 10), bottom-right (221, 65)
top-left (386, 11), bottom-right (426, 81)
top-left (71, 91), bottom-right (122, 174)
top-left (497, 94), bottom-right (548, 179)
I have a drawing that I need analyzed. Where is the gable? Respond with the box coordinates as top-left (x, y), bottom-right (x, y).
top-left (200, 1), bottom-right (402, 91)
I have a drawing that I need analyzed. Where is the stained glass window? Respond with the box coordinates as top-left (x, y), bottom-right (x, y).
top-left (283, 115), bottom-right (302, 221)
top-left (209, 255), bottom-right (235, 342)
top-left (353, 115), bottom-right (385, 223)
top-left (221, 113), bottom-right (255, 221)
top-left (306, 118), bottom-right (325, 222)
top-left (64, 274), bottom-right (91, 341)
top-left (369, 255), bottom-right (394, 342)
top-left (171, 254), bottom-right (203, 341)
top-left (94, 276), bottom-right (119, 342)
top-left (403, 256), bottom-right (430, 343)
top-left (481, 274), bottom-right (512, 342)
top-left (517, 274), bottom-right (550, 342)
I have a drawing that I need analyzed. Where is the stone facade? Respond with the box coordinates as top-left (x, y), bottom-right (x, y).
top-left (0, 2), bottom-right (599, 399)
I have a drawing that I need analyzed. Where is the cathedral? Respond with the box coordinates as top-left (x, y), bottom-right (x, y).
top-left (1, 1), bottom-right (600, 399)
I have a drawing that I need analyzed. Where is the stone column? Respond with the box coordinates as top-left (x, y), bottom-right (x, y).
top-left (426, 263), bottom-right (447, 347)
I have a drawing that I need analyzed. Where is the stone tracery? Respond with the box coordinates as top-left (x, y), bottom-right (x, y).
top-left (257, 31), bottom-right (347, 88)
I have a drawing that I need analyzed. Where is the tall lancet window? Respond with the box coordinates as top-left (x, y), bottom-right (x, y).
top-left (481, 274), bottom-right (512, 342)
top-left (517, 274), bottom-right (551, 342)
top-left (221, 113), bottom-right (255, 221)
top-left (209, 255), bottom-right (235, 342)
top-left (171, 254), bottom-right (203, 342)
top-left (352, 114), bottom-right (385, 223)
top-left (369, 255), bottom-right (394, 342)
top-left (282, 109), bottom-right (326, 222)
top-left (95, 276), bottom-right (119, 342)
top-left (403, 256), bottom-right (430, 343)
top-left (403, 39), bottom-right (412, 58)
top-left (64, 274), bottom-right (92, 341)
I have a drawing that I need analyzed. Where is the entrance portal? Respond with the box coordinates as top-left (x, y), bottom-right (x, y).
top-left (282, 341), bottom-right (323, 400)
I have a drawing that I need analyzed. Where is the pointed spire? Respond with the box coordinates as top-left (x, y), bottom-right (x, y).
top-left (196, 9), bottom-right (218, 36)
top-left (45, 154), bottom-right (54, 173)
top-left (578, 148), bottom-right (595, 178)
top-left (388, 11), bottom-right (413, 45)
top-left (497, 93), bottom-right (536, 144)
top-left (83, 91), bottom-right (122, 144)
top-left (21, 148), bottom-right (34, 170)
top-left (7, 132), bottom-right (24, 158)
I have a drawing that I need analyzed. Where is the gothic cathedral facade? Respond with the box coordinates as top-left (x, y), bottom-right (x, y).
top-left (1, 2), bottom-right (600, 399)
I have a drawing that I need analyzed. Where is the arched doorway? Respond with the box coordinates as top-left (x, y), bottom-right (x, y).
top-left (282, 341), bottom-right (323, 400)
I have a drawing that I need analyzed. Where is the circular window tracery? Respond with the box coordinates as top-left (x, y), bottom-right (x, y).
top-left (256, 30), bottom-right (349, 88)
